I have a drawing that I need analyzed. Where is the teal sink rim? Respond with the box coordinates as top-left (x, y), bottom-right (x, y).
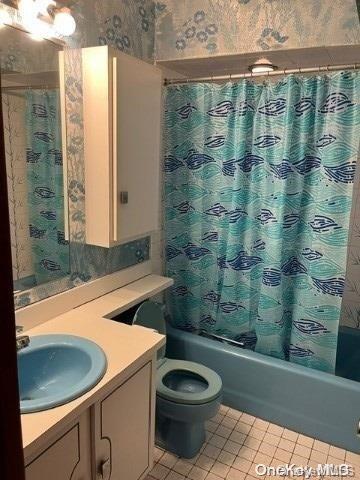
top-left (18, 334), bottom-right (107, 414)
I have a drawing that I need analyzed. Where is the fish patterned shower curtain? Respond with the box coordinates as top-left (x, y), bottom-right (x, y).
top-left (164, 71), bottom-right (359, 373)
top-left (26, 90), bottom-right (69, 285)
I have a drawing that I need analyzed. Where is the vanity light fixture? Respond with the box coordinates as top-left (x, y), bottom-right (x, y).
top-left (248, 58), bottom-right (278, 73)
top-left (16, 0), bottom-right (76, 39)
top-left (36, 0), bottom-right (56, 16)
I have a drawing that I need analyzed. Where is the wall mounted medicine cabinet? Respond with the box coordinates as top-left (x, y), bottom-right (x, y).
top-left (80, 46), bottom-right (162, 248)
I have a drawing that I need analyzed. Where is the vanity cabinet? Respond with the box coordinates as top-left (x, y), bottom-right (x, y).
top-left (92, 362), bottom-right (154, 480)
top-left (80, 46), bottom-right (162, 248)
top-left (24, 360), bottom-right (155, 480)
top-left (25, 411), bottom-right (92, 480)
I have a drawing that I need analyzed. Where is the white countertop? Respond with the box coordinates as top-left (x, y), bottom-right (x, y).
top-left (21, 274), bottom-right (171, 461)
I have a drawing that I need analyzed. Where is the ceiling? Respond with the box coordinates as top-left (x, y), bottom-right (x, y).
top-left (157, 45), bottom-right (360, 79)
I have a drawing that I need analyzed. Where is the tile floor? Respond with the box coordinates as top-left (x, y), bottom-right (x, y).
top-left (147, 405), bottom-right (360, 480)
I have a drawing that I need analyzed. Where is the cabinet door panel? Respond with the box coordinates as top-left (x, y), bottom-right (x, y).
top-left (114, 51), bottom-right (162, 243)
top-left (81, 45), bottom-right (162, 248)
top-left (95, 362), bottom-right (152, 480)
top-left (25, 412), bottom-right (91, 480)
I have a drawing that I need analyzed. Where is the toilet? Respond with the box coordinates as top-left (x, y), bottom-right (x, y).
top-left (133, 301), bottom-right (223, 459)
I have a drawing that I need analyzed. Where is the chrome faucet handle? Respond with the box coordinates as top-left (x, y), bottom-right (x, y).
top-left (16, 325), bottom-right (30, 351)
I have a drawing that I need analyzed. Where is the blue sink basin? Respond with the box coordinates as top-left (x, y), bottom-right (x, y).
top-left (18, 334), bottom-right (107, 413)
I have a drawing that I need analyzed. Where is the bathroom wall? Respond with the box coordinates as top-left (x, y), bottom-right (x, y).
top-left (3, 0), bottom-right (157, 308)
top-left (2, 93), bottom-right (33, 282)
top-left (155, 0), bottom-right (360, 60)
top-left (341, 161), bottom-right (360, 329)
top-left (4, 0), bottom-right (359, 317)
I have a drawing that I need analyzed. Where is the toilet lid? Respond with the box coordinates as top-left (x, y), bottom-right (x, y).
top-left (133, 301), bottom-right (166, 360)
top-left (157, 359), bottom-right (222, 405)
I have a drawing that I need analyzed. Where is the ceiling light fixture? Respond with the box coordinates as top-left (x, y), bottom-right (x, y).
top-left (248, 58), bottom-right (278, 74)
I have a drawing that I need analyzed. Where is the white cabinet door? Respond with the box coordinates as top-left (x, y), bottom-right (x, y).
top-left (25, 411), bottom-right (91, 480)
top-left (81, 46), bottom-right (162, 248)
top-left (92, 361), bottom-right (155, 480)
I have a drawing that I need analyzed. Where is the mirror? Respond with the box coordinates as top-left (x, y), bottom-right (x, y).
top-left (0, 25), bottom-right (69, 293)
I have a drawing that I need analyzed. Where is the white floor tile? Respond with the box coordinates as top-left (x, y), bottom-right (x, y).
top-left (152, 404), bottom-right (359, 480)
top-left (188, 465), bottom-right (208, 480)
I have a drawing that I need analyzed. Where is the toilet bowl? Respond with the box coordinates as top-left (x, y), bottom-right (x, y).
top-left (133, 301), bottom-right (222, 458)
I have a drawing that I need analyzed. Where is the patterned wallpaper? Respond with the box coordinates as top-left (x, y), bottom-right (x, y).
top-left (155, 0), bottom-right (360, 60)
top-left (2, 93), bottom-right (33, 282)
top-left (4, 0), bottom-right (156, 308)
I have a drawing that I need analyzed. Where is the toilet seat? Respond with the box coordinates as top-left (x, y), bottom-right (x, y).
top-left (157, 359), bottom-right (222, 405)
top-left (132, 301), bottom-right (222, 406)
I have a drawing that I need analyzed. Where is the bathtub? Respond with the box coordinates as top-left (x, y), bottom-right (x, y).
top-left (166, 324), bottom-right (360, 453)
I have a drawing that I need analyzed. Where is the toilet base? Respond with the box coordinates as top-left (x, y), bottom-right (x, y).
top-left (155, 394), bottom-right (221, 458)
top-left (156, 411), bottom-right (206, 459)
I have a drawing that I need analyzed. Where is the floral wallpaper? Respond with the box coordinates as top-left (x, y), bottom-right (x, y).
top-left (3, 0), bottom-right (156, 308)
top-left (72, 0), bottom-right (155, 62)
top-left (155, 0), bottom-right (360, 60)
top-left (61, 49), bottom-right (150, 289)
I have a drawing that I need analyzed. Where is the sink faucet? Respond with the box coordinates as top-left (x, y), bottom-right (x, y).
top-left (16, 326), bottom-right (30, 351)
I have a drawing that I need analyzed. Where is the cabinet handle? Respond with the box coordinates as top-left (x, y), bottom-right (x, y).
top-left (98, 458), bottom-right (111, 479)
top-left (112, 55), bottom-right (118, 243)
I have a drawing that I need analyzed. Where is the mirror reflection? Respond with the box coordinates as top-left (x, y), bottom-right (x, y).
top-left (1, 25), bottom-right (69, 293)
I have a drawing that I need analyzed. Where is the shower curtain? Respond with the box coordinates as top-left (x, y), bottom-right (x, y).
top-left (26, 90), bottom-right (69, 285)
top-left (164, 71), bottom-right (359, 373)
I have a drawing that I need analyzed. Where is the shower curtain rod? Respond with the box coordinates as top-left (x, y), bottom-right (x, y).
top-left (164, 62), bottom-right (360, 86)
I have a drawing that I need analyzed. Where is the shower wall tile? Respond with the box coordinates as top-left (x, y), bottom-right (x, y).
top-left (155, 0), bottom-right (360, 61)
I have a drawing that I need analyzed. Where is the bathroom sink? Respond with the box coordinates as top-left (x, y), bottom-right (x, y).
top-left (18, 334), bottom-right (107, 413)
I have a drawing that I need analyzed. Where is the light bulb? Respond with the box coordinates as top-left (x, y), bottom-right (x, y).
top-left (54, 8), bottom-right (76, 36)
top-left (0, 9), bottom-right (11, 28)
top-left (18, 0), bottom-right (39, 32)
top-left (35, 0), bottom-right (56, 16)
top-left (27, 17), bottom-right (50, 40)
top-left (18, 0), bottom-right (37, 18)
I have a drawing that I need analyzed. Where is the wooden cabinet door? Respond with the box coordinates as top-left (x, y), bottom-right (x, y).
top-left (25, 411), bottom-right (91, 480)
top-left (81, 46), bottom-right (162, 248)
top-left (93, 362), bottom-right (154, 480)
